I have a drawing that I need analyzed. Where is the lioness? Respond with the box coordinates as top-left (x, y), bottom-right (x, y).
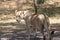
top-left (15, 10), bottom-right (51, 40)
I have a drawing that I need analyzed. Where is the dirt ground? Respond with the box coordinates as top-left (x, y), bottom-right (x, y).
top-left (0, 15), bottom-right (60, 40)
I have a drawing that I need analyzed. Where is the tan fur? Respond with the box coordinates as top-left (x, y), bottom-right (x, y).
top-left (15, 10), bottom-right (51, 40)
top-left (15, 10), bottom-right (51, 31)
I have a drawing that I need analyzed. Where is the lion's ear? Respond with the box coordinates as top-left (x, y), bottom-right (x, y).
top-left (24, 10), bottom-right (28, 14)
top-left (15, 10), bottom-right (17, 13)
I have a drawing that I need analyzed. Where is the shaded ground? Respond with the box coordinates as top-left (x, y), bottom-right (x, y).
top-left (0, 18), bottom-right (60, 40)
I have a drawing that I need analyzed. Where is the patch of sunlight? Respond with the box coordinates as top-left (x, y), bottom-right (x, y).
top-left (49, 18), bottom-right (60, 24)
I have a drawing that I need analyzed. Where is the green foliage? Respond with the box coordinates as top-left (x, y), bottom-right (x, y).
top-left (44, 8), bottom-right (60, 17)
top-left (37, 0), bottom-right (45, 4)
top-left (44, 8), bottom-right (54, 17)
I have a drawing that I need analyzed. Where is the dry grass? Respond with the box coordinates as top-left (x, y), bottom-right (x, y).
top-left (0, 13), bottom-right (15, 21)
top-left (0, 11), bottom-right (60, 32)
